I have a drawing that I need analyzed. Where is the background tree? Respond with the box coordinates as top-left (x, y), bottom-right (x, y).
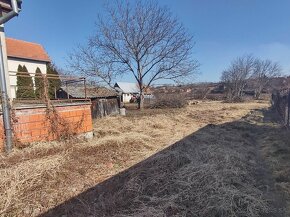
top-left (251, 59), bottom-right (281, 99)
top-left (221, 55), bottom-right (255, 101)
top-left (35, 67), bottom-right (44, 98)
top-left (69, 0), bottom-right (199, 109)
top-left (47, 63), bottom-right (61, 99)
top-left (16, 65), bottom-right (35, 99)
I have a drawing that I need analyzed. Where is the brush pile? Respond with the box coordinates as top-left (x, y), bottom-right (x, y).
top-left (151, 93), bottom-right (187, 108)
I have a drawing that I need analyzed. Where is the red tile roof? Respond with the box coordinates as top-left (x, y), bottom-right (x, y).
top-left (6, 38), bottom-right (51, 63)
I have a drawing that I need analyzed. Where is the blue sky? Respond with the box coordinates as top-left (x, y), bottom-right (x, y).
top-left (5, 0), bottom-right (290, 83)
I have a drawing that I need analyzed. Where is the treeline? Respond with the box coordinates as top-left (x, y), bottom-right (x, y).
top-left (16, 63), bottom-right (61, 99)
top-left (221, 55), bottom-right (281, 101)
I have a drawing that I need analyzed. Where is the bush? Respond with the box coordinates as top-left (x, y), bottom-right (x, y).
top-left (16, 65), bottom-right (35, 99)
top-left (203, 93), bottom-right (226, 101)
top-left (35, 67), bottom-right (44, 99)
top-left (151, 93), bottom-right (186, 109)
top-left (223, 96), bottom-right (245, 103)
top-left (47, 63), bottom-right (61, 99)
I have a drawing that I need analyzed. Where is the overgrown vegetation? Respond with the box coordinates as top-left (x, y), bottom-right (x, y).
top-left (68, 121), bottom-right (272, 217)
top-left (151, 93), bottom-right (187, 108)
top-left (42, 101), bottom-right (286, 217)
top-left (0, 101), bottom-right (274, 216)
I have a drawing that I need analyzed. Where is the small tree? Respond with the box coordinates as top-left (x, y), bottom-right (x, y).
top-left (251, 59), bottom-right (281, 99)
top-left (221, 55), bottom-right (255, 101)
top-left (35, 67), bottom-right (44, 98)
top-left (47, 63), bottom-right (61, 99)
top-left (16, 65), bottom-right (35, 99)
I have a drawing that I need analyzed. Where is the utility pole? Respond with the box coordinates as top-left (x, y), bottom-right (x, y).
top-left (0, 30), bottom-right (13, 152)
top-left (0, 0), bottom-right (22, 153)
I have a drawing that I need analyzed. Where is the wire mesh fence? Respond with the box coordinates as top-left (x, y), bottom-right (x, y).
top-left (271, 89), bottom-right (290, 128)
top-left (8, 71), bottom-right (87, 103)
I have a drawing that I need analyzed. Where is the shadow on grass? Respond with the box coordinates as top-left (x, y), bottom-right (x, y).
top-left (40, 109), bottom-right (287, 217)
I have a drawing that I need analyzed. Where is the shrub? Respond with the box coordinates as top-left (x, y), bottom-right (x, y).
top-left (47, 63), bottom-right (61, 99)
top-left (35, 67), bottom-right (44, 98)
top-left (151, 93), bottom-right (186, 109)
top-left (223, 96), bottom-right (245, 103)
top-left (16, 65), bottom-right (35, 99)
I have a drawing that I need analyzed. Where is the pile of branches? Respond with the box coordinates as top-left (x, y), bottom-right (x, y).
top-left (150, 93), bottom-right (187, 109)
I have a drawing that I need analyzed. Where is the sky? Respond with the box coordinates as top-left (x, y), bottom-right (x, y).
top-left (5, 0), bottom-right (290, 83)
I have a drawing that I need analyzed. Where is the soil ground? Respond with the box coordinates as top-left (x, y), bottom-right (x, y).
top-left (0, 100), bottom-right (289, 216)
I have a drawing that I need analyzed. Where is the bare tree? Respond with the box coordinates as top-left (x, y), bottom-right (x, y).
top-left (68, 0), bottom-right (199, 109)
top-left (221, 55), bottom-right (255, 101)
top-left (251, 59), bottom-right (281, 99)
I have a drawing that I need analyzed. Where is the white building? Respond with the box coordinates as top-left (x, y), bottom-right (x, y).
top-left (5, 38), bottom-right (51, 99)
top-left (114, 82), bottom-right (139, 103)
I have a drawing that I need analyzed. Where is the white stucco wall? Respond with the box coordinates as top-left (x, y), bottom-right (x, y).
top-left (8, 58), bottom-right (47, 99)
top-left (122, 93), bottom-right (134, 103)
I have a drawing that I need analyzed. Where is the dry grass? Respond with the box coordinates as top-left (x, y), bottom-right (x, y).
top-left (0, 101), bottom-right (270, 216)
top-left (70, 122), bottom-right (272, 217)
top-left (252, 109), bottom-right (290, 216)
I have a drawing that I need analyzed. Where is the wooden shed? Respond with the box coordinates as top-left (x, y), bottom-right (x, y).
top-left (57, 85), bottom-right (120, 119)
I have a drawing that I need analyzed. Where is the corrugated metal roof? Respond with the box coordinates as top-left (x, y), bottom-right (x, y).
top-left (60, 85), bottom-right (118, 99)
top-left (114, 82), bottom-right (139, 93)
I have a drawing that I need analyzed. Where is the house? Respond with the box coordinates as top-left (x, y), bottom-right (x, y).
top-left (57, 85), bottom-right (120, 118)
top-left (114, 82), bottom-right (139, 103)
top-left (6, 38), bottom-right (51, 99)
top-left (114, 82), bottom-right (154, 103)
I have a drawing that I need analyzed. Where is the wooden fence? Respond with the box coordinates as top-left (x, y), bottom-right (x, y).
top-left (271, 89), bottom-right (290, 128)
top-left (91, 98), bottom-right (120, 119)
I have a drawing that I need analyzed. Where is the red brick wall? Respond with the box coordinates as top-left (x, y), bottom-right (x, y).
top-left (0, 103), bottom-right (93, 151)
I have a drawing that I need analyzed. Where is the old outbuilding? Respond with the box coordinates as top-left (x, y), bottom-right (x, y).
top-left (114, 82), bottom-right (139, 103)
top-left (57, 85), bottom-right (120, 118)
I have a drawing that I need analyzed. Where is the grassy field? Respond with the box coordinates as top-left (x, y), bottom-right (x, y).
top-left (1, 100), bottom-right (289, 216)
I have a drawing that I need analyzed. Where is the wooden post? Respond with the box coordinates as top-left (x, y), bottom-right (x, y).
top-left (54, 87), bottom-right (57, 99)
top-left (84, 78), bottom-right (87, 99)
top-left (65, 81), bottom-right (69, 99)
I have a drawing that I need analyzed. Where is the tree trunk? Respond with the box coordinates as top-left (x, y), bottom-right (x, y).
top-left (254, 91), bottom-right (260, 100)
top-left (138, 91), bottom-right (144, 110)
top-left (254, 87), bottom-right (262, 100)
